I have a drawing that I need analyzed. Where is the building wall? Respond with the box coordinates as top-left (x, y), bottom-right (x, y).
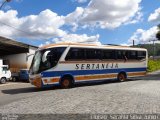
top-left (0, 60), bottom-right (2, 66)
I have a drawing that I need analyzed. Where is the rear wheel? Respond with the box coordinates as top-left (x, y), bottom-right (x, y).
top-left (12, 77), bottom-right (17, 82)
top-left (0, 77), bottom-right (7, 84)
top-left (117, 73), bottom-right (126, 82)
top-left (60, 77), bottom-right (73, 89)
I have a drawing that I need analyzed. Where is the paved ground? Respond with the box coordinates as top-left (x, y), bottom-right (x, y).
top-left (0, 72), bottom-right (159, 116)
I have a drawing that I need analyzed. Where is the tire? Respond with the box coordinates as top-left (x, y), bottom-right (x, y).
top-left (60, 77), bottom-right (73, 89)
top-left (0, 77), bottom-right (7, 84)
top-left (117, 73), bottom-right (127, 82)
top-left (12, 77), bottom-right (17, 82)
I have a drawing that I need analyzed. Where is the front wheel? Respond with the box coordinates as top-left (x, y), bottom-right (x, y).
top-left (117, 73), bottom-right (127, 82)
top-left (60, 77), bottom-right (73, 89)
top-left (0, 78), bottom-right (7, 84)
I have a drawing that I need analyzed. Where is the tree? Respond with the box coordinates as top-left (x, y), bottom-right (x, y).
top-left (156, 24), bottom-right (160, 40)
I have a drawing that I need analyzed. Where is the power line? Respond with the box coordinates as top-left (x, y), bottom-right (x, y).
top-left (0, 21), bottom-right (33, 36)
top-left (0, 21), bottom-right (51, 41)
top-left (0, 1), bottom-right (7, 10)
top-left (0, 0), bottom-right (12, 10)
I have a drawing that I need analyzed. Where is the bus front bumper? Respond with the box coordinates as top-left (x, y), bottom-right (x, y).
top-left (29, 75), bottom-right (42, 88)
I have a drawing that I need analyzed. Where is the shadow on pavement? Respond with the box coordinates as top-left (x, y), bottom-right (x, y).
top-left (136, 74), bottom-right (160, 81)
top-left (1, 79), bottom-right (134, 95)
top-left (2, 73), bottom-right (160, 95)
top-left (1, 86), bottom-right (60, 95)
top-left (75, 79), bottom-right (121, 87)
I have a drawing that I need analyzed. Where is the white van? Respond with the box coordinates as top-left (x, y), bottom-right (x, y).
top-left (0, 65), bottom-right (11, 84)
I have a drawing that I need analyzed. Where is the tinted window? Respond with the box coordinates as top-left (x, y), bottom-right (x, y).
top-left (137, 51), bottom-right (146, 60)
top-left (102, 50), bottom-right (116, 59)
top-left (2, 67), bottom-right (7, 71)
top-left (30, 47), bottom-right (66, 74)
top-left (116, 50), bottom-right (127, 59)
top-left (66, 48), bottom-right (85, 60)
top-left (40, 47), bottom-right (66, 71)
top-left (124, 50), bottom-right (146, 60)
top-left (127, 51), bottom-right (137, 60)
top-left (65, 48), bottom-right (146, 61)
top-left (85, 49), bottom-right (101, 60)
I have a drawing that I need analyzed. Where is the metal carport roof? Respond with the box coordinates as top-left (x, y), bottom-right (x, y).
top-left (0, 36), bottom-right (37, 56)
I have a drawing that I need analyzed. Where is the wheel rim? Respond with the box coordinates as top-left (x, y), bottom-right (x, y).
top-left (119, 74), bottom-right (125, 81)
top-left (13, 77), bottom-right (16, 82)
top-left (62, 79), bottom-right (70, 87)
top-left (1, 78), bottom-right (6, 84)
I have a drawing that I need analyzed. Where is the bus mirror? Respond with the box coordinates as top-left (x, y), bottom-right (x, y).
top-left (26, 54), bottom-right (34, 61)
top-left (42, 51), bottom-right (50, 63)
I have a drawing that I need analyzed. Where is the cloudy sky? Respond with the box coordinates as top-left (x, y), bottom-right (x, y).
top-left (0, 0), bottom-right (159, 47)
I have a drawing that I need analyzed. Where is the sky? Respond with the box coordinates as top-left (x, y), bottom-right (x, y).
top-left (0, 0), bottom-right (160, 47)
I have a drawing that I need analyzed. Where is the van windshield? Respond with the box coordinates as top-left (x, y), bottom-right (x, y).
top-left (2, 67), bottom-right (8, 71)
top-left (30, 47), bottom-right (66, 75)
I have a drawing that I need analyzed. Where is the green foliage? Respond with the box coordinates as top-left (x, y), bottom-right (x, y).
top-left (135, 44), bottom-right (160, 56)
top-left (148, 59), bottom-right (160, 72)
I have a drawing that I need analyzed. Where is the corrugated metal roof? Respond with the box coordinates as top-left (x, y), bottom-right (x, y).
top-left (0, 36), bottom-right (38, 56)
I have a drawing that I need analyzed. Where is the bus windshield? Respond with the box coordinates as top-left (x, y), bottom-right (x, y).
top-left (30, 47), bottom-right (66, 75)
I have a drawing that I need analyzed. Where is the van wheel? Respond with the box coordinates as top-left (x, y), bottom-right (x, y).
top-left (60, 77), bottom-right (73, 89)
top-left (118, 73), bottom-right (126, 82)
top-left (0, 78), bottom-right (7, 84)
top-left (12, 77), bottom-right (17, 82)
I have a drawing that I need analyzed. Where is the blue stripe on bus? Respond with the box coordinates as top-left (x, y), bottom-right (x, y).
top-left (41, 67), bottom-right (146, 78)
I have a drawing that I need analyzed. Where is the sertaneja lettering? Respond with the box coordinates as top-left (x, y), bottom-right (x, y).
top-left (75, 63), bottom-right (119, 70)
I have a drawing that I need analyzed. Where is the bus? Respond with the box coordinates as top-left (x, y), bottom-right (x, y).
top-left (29, 43), bottom-right (148, 88)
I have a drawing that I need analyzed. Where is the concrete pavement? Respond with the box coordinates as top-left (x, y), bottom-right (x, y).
top-left (0, 71), bottom-right (159, 114)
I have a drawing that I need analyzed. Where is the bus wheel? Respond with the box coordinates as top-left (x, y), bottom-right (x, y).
top-left (0, 77), bottom-right (7, 84)
top-left (60, 77), bottom-right (73, 89)
top-left (118, 73), bottom-right (126, 82)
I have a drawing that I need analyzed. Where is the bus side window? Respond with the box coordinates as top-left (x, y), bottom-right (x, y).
top-left (65, 48), bottom-right (85, 60)
top-left (102, 50), bottom-right (116, 60)
top-left (128, 51), bottom-right (137, 60)
top-left (116, 50), bottom-right (127, 60)
top-left (85, 49), bottom-right (101, 60)
top-left (137, 51), bottom-right (146, 60)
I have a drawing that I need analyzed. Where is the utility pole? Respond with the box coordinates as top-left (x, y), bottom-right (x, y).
top-left (153, 40), bottom-right (156, 60)
top-left (0, 0), bottom-right (11, 10)
top-left (133, 40), bottom-right (135, 47)
top-left (150, 40), bottom-right (156, 60)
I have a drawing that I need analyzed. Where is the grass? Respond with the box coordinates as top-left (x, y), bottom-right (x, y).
top-left (148, 59), bottom-right (160, 72)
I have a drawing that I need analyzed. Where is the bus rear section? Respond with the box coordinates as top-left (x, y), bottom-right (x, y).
top-left (29, 44), bottom-right (148, 88)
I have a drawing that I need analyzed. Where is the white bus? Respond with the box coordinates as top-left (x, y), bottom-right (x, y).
top-left (29, 43), bottom-right (148, 88)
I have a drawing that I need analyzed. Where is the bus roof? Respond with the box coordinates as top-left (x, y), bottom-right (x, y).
top-left (39, 43), bottom-right (147, 51)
